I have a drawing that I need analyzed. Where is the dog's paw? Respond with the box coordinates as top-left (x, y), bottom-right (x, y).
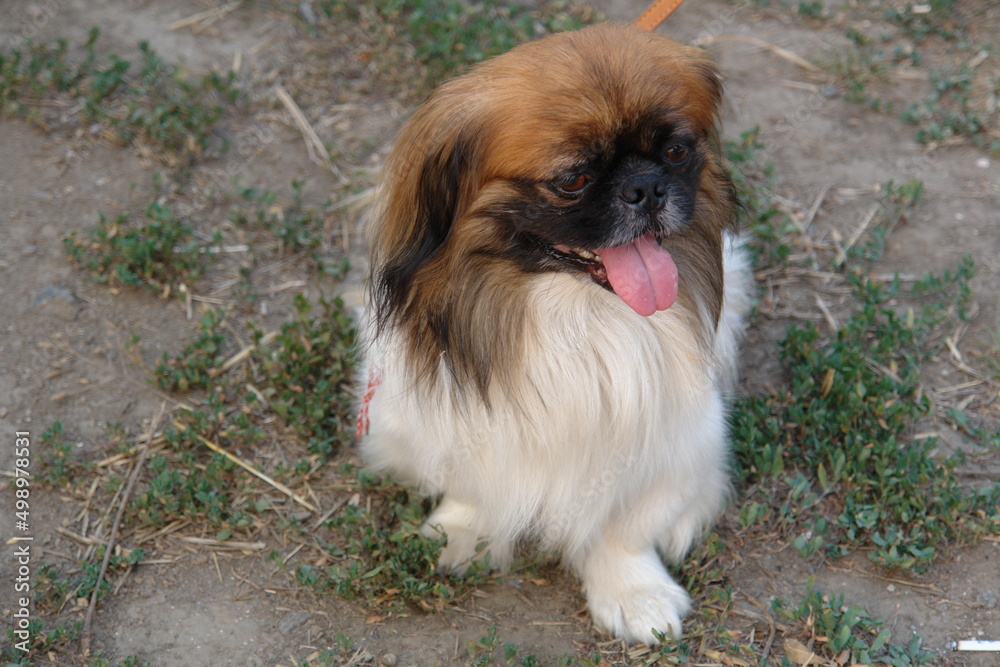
top-left (421, 497), bottom-right (504, 575)
top-left (421, 517), bottom-right (481, 575)
top-left (581, 549), bottom-right (691, 645)
top-left (587, 577), bottom-right (690, 644)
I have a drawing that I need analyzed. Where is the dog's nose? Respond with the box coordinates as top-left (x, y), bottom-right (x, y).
top-left (620, 173), bottom-right (668, 213)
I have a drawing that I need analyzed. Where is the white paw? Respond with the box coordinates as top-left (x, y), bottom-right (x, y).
top-left (421, 497), bottom-right (504, 575)
top-left (582, 551), bottom-right (691, 645)
top-left (421, 517), bottom-right (482, 574)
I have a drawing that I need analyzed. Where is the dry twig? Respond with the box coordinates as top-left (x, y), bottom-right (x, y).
top-left (814, 294), bottom-right (839, 332)
top-left (179, 536), bottom-right (267, 550)
top-left (178, 421), bottom-right (319, 512)
top-left (167, 1), bottom-right (242, 32)
top-left (693, 34), bottom-right (819, 72)
top-left (212, 330), bottom-right (278, 376)
top-left (275, 85), bottom-right (348, 183)
top-left (82, 403), bottom-right (168, 655)
top-left (834, 204), bottom-right (879, 266)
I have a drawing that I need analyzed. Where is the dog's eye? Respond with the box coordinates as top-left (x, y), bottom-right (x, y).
top-left (665, 144), bottom-right (689, 165)
top-left (555, 173), bottom-right (591, 194)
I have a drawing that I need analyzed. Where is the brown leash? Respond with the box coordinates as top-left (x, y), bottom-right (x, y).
top-left (633, 0), bottom-right (686, 31)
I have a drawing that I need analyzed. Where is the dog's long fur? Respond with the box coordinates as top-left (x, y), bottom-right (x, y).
top-left (359, 23), bottom-right (750, 644)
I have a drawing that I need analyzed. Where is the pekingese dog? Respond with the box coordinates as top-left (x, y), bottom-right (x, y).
top-left (357, 22), bottom-right (749, 645)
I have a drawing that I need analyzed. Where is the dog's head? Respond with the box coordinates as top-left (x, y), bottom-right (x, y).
top-left (369, 23), bottom-right (737, 391)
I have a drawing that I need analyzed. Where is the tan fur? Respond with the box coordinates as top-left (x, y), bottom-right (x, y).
top-left (369, 23), bottom-right (735, 394)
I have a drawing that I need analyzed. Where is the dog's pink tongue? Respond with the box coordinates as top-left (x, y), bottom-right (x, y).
top-left (598, 233), bottom-right (678, 316)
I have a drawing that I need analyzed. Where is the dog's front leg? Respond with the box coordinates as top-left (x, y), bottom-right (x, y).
top-left (577, 539), bottom-right (690, 645)
top-left (422, 496), bottom-right (511, 574)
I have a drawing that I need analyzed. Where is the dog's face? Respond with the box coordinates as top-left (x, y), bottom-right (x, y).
top-left (478, 90), bottom-right (715, 312)
top-left (472, 36), bottom-right (720, 257)
top-left (370, 23), bottom-right (737, 390)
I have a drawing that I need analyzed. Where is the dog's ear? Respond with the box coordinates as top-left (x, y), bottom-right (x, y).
top-left (369, 120), bottom-right (480, 334)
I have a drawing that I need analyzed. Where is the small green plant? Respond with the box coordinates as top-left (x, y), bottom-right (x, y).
top-left (109, 41), bottom-right (234, 155)
top-left (773, 578), bottom-right (935, 665)
top-left (730, 263), bottom-right (1000, 570)
top-left (296, 482), bottom-right (493, 611)
top-left (840, 178), bottom-right (923, 267)
top-left (137, 293), bottom-right (358, 533)
top-left (64, 200), bottom-right (208, 295)
top-left (228, 182), bottom-right (347, 275)
top-left (0, 29), bottom-right (235, 160)
top-left (250, 294), bottom-right (357, 456)
top-left (130, 450), bottom-right (254, 530)
top-left (725, 128), bottom-right (798, 270)
top-left (824, 40), bottom-right (897, 108)
top-left (885, 0), bottom-right (960, 42)
top-left (0, 33), bottom-right (91, 112)
top-left (464, 625), bottom-right (549, 666)
top-left (31, 548), bottom-right (144, 621)
top-left (2, 619), bottom-right (84, 663)
top-left (32, 562), bottom-right (75, 614)
top-left (467, 624), bottom-right (503, 665)
top-left (320, 0), bottom-right (594, 90)
top-left (37, 421), bottom-right (88, 488)
top-left (727, 132), bottom-right (996, 570)
top-left (153, 308), bottom-right (230, 392)
top-left (900, 66), bottom-right (988, 147)
top-left (797, 1), bottom-right (824, 19)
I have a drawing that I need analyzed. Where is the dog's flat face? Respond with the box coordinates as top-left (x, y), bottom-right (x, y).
top-left (484, 109), bottom-right (710, 294)
top-left (456, 26), bottom-right (728, 289)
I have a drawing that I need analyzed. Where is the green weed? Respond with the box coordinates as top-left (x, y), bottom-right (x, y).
top-left (32, 562), bottom-right (75, 613)
top-left (320, 0), bottom-right (594, 91)
top-left (287, 649), bottom-right (345, 667)
top-left (108, 41), bottom-right (234, 156)
top-left (63, 200), bottom-right (208, 296)
top-left (725, 125), bottom-right (998, 571)
top-left (839, 178), bottom-right (924, 267)
top-left (773, 577), bottom-right (935, 665)
top-left (730, 262), bottom-right (999, 570)
top-left (824, 0), bottom-right (995, 152)
top-left (129, 449), bottom-right (254, 530)
top-left (229, 182), bottom-right (347, 276)
top-left (249, 294), bottom-right (357, 456)
top-left (900, 66), bottom-right (989, 147)
top-left (37, 421), bottom-right (89, 489)
top-left (2, 620), bottom-right (83, 663)
top-left (725, 127), bottom-right (799, 270)
top-left (827, 42), bottom-right (896, 109)
top-left (136, 373), bottom-right (268, 533)
top-left (66, 180), bottom-right (347, 302)
top-left (137, 294), bottom-right (356, 533)
top-left (885, 0), bottom-right (961, 42)
top-left (2, 613), bottom-right (146, 667)
top-left (0, 29), bottom-right (234, 161)
top-left (153, 308), bottom-right (230, 392)
top-left (294, 483), bottom-right (493, 612)
top-left (797, 1), bottom-right (824, 19)
top-left (466, 624), bottom-right (546, 666)
top-left (30, 548), bottom-right (144, 622)
top-left (0, 33), bottom-right (91, 108)
top-left (230, 183), bottom-right (322, 255)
